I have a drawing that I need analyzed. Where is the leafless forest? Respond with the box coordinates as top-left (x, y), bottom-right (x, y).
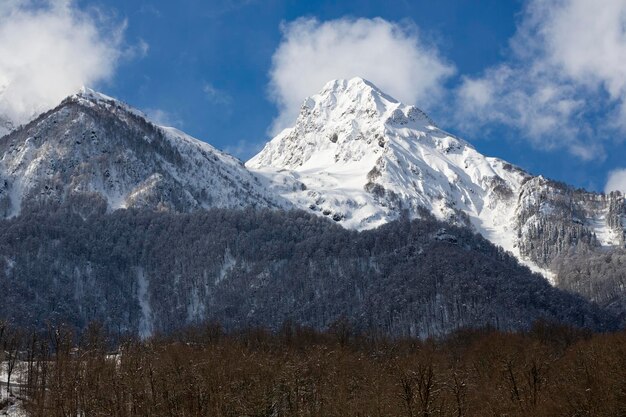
top-left (2, 320), bottom-right (625, 417)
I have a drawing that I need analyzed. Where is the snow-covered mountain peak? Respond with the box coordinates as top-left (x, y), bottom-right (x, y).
top-left (249, 77), bottom-right (519, 222)
top-left (313, 77), bottom-right (399, 114)
top-left (313, 77), bottom-right (434, 127)
top-left (69, 87), bottom-right (151, 121)
top-left (249, 78), bottom-right (626, 281)
top-left (249, 77), bottom-right (442, 171)
top-left (0, 87), bottom-right (118, 140)
top-left (248, 78), bottom-right (555, 274)
top-left (316, 77), bottom-right (436, 127)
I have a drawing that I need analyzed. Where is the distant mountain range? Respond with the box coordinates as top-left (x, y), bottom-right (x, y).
top-left (1, 78), bottom-right (624, 334)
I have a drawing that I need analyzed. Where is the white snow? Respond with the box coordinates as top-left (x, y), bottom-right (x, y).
top-left (216, 247), bottom-right (236, 285)
top-left (0, 362), bottom-right (27, 417)
top-left (589, 210), bottom-right (621, 247)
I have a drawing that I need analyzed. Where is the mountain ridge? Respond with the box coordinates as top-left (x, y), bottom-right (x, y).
top-left (0, 86), bottom-right (286, 217)
top-left (2, 79), bottom-right (624, 281)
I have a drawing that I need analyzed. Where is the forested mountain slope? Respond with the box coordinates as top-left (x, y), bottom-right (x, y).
top-left (0, 206), bottom-right (615, 337)
top-left (0, 82), bottom-right (624, 336)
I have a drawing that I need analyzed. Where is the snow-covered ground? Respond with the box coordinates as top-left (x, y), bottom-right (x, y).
top-left (249, 79), bottom-right (532, 266)
top-left (589, 210), bottom-right (621, 247)
top-left (0, 362), bottom-right (27, 417)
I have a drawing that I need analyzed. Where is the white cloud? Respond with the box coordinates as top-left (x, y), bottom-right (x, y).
top-left (605, 168), bottom-right (626, 194)
top-left (144, 108), bottom-right (183, 128)
top-left (269, 17), bottom-right (455, 133)
top-left (0, 0), bottom-right (128, 129)
top-left (456, 65), bottom-right (595, 158)
top-left (529, 0), bottom-right (626, 99)
top-left (223, 139), bottom-right (264, 160)
top-left (203, 83), bottom-right (232, 105)
top-left (126, 38), bottom-right (150, 60)
top-left (456, 0), bottom-right (626, 160)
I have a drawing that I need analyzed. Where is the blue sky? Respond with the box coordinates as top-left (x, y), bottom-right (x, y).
top-left (2, 0), bottom-right (626, 193)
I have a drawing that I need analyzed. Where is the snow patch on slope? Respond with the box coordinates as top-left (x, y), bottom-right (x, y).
top-left (216, 247), bottom-right (236, 285)
top-left (137, 267), bottom-right (153, 339)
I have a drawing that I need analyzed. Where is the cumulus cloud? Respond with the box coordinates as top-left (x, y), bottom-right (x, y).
top-left (605, 169), bottom-right (626, 194)
top-left (456, 0), bottom-right (626, 160)
top-left (456, 65), bottom-right (598, 159)
top-left (0, 0), bottom-right (128, 130)
top-left (269, 17), bottom-right (455, 133)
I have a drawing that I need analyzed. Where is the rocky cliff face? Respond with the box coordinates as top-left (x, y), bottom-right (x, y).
top-left (516, 177), bottom-right (625, 267)
top-left (0, 88), bottom-right (285, 218)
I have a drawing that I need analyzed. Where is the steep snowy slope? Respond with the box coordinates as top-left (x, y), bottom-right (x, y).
top-left (248, 78), bottom-right (626, 277)
top-left (0, 88), bottom-right (285, 216)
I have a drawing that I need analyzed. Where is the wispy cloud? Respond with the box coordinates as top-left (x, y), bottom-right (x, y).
top-left (223, 139), bottom-right (264, 160)
top-left (203, 0), bottom-right (258, 18)
top-left (455, 0), bottom-right (626, 161)
top-left (605, 168), bottom-right (626, 194)
top-left (144, 108), bottom-right (183, 128)
top-left (138, 4), bottom-right (161, 17)
top-left (203, 83), bottom-right (232, 106)
top-left (125, 38), bottom-right (150, 60)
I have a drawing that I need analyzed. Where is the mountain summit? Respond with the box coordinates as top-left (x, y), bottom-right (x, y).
top-left (249, 77), bottom-right (436, 170)
top-left (0, 87), bottom-right (284, 217)
top-left (248, 78), bottom-right (529, 254)
top-left (249, 77), bottom-right (626, 277)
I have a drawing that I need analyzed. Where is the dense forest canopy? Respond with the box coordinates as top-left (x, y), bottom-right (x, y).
top-left (0, 204), bottom-right (616, 337)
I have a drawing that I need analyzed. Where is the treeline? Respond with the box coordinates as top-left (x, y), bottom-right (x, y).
top-left (2, 320), bottom-right (626, 417)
